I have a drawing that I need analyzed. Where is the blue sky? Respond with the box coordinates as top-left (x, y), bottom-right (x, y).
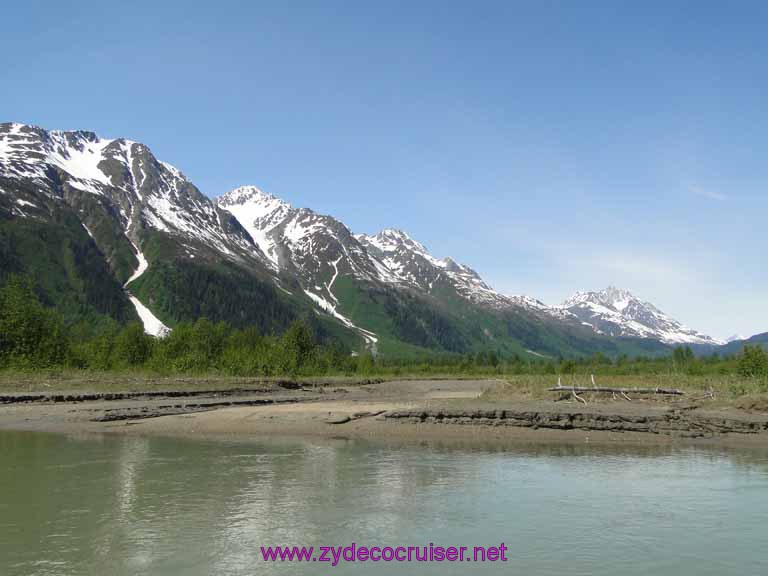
top-left (2, 0), bottom-right (766, 339)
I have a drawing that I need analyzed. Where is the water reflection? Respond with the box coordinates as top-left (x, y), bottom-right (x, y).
top-left (1, 431), bottom-right (767, 576)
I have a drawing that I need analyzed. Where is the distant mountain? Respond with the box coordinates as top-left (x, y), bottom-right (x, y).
top-left (552, 286), bottom-right (723, 346)
top-left (0, 121), bottom-right (717, 358)
top-left (719, 332), bottom-right (768, 356)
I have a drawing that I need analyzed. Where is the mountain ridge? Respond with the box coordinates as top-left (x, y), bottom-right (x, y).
top-left (216, 185), bottom-right (724, 348)
top-left (1, 122), bottom-right (730, 356)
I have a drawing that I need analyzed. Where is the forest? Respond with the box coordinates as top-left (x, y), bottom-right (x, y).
top-left (1, 275), bottom-right (767, 385)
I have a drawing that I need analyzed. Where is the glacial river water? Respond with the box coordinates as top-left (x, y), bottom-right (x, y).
top-left (1, 431), bottom-right (767, 575)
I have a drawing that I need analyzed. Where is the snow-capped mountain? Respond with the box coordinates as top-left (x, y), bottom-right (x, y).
top-left (0, 123), bottom-right (259, 262)
top-left (218, 188), bottom-right (545, 317)
top-left (217, 186), bottom-right (405, 344)
top-left (356, 229), bottom-right (494, 301)
top-left (0, 123), bottom-right (267, 335)
top-left (554, 286), bottom-right (723, 345)
top-left (217, 186), bottom-right (398, 283)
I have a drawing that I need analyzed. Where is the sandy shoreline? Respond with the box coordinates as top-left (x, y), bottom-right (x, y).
top-left (1, 379), bottom-right (768, 448)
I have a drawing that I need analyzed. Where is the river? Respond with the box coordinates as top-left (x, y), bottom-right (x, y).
top-left (1, 431), bottom-right (767, 575)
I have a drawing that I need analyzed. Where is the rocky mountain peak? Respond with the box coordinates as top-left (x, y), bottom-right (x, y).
top-left (557, 286), bottom-right (723, 345)
top-left (218, 185), bottom-right (289, 209)
top-left (1, 121), bottom-right (264, 265)
top-left (563, 286), bottom-right (637, 311)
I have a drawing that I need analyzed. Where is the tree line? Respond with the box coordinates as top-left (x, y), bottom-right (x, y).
top-left (1, 275), bottom-right (767, 382)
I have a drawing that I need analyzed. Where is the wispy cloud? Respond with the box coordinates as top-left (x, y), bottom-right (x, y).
top-left (689, 185), bottom-right (727, 201)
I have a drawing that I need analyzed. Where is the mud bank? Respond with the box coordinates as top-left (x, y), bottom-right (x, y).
top-left (379, 407), bottom-right (768, 439)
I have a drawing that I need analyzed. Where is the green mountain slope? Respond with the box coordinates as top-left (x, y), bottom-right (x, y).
top-left (331, 274), bottom-right (670, 359)
top-left (0, 179), bottom-right (136, 331)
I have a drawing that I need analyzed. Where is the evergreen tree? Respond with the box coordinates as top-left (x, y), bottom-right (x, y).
top-left (281, 320), bottom-right (315, 375)
top-left (114, 323), bottom-right (153, 366)
top-left (671, 346), bottom-right (695, 372)
top-left (357, 351), bottom-right (375, 376)
top-left (0, 275), bottom-right (67, 368)
top-left (737, 345), bottom-right (768, 378)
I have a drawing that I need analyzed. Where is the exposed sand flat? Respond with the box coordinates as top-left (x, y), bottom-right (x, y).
top-left (1, 379), bottom-right (767, 447)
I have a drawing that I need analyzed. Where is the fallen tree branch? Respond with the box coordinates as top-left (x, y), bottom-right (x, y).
top-left (572, 389), bottom-right (588, 405)
top-left (556, 376), bottom-right (588, 404)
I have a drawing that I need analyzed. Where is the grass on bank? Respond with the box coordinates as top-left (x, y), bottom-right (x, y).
top-left (478, 373), bottom-right (768, 407)
top-left (2, 371), bottom-right (767, 412)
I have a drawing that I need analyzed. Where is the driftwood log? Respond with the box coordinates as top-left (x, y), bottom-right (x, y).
top-left (549, 376), bottom-right (684, 404)
top-left (548, 385), bottom-right (684, 396)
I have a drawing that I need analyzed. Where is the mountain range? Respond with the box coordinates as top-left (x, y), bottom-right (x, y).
top-left (0, 122), bottom-right (755, 358)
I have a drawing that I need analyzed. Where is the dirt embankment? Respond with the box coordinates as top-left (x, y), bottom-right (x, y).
top-left (379, 406), bottom-right (768, 438)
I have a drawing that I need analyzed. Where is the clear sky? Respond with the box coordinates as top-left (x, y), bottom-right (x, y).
top-left (2, 1), bottom-right (766, 339)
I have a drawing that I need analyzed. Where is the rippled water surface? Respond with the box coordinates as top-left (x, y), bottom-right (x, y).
top-left (1, 432), bottom-right (768, 575)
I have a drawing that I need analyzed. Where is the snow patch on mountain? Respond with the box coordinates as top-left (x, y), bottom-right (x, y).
top-left (124, 238), bottom-right (149, 287)
top-left (128, 295), bottom-right (169, 338)
top-left (15, 198), bottom-right (37, 209)
top-left (49, 136), bottom-right (114, 193)
top-left (123, 236), bottom-right (169, 338)
top-left (0, 123), bottom-right (115, 194)
top-left (216, 186), bottom-right (289, 266)
top-left (506, 294), bottom-right (552, 312)
top-left (302, 289), bottom-right (378, 345)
